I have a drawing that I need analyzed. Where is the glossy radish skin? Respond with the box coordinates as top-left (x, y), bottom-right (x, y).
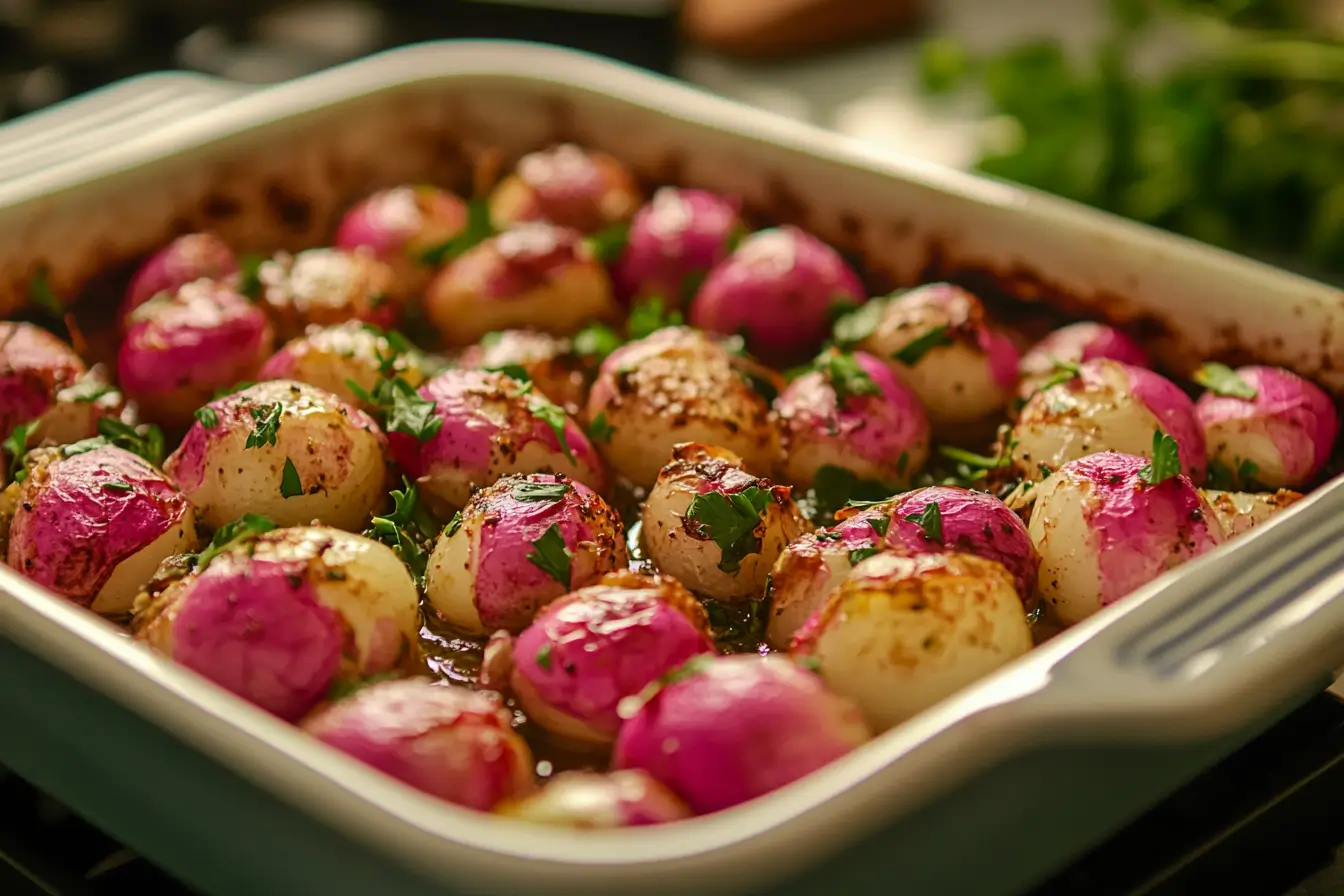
top-left (423, 474), bottom-right (628, 635)
top-left (0, 322), bottom-right (124, 446)
top-left (1028, 452), bottom-right (1223, 626)
top-left (642, 443), bottom-right (809, 603)
top-left (585, 327), bottom-right (778, 487)
top-left (258, 321), bottom-right (429, 411)
top-left (1017, 322), bottom-right (1149, 402)
top-left (386, 368), bottom-right (605, 514)
top-left (459, 329), bottom-right (588, 416)
top-left (774, 350), bottom-right (930, 488)
top-left (854, 284), bottom-right (1019, 434)
top-left (1194, 366), bottom-right (1338, 489)
top-left (1010, 359), bottom-right (1206, 483)
top-left (425, 223), bottom-right (619, 347)
top-left (301, 678), bottom-right (534, 811)
top-left (884, 486), bottom-right (1039, 607)
top-left (489, 143), bottom-right (642, 234)
top-left (509, 571), bottom-right (713, 745)
top-left (335, 185), bottom-right (467, 296)
top-left (496, 770), bottom-right (692, 827)
top-left (613, 655), bottom-right (871, 815)
top-left (135, 527), bottom-right (422, 720)
top-left (256, 247), bottom-right (401, 342)
top-left (790, 551), bottom-right (1032, 732)
top-left (765, 506), bottom-right (892, 649)
top-left (120, 232), bottom-right (238, 326)
top-left (612, 187), bottom-right (744, 305)
top-left (689, 226), bottom-right (866, 364)
top-left (117, 281), bottom-right (274, 428)
top-left (1202, 488), bottom-right (1304, 539)
top-left (165, 380), bottom-right (386, 531)
top-left (7, 445), bottom-right (197, 614)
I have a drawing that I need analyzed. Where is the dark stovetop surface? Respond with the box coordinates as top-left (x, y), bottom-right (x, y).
top-left (5, 3), bottom-right (1344, 894)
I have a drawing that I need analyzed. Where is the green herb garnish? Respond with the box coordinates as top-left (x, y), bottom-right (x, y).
top-left (1038, 358), bottom-right (1083, 392)
top-left (191, 513), bottom-right (277, 571)
top-left (818, 349), bottom-right (880, 405)
top-left (903, 501), bottom-right (945, 544)
top-left (831, 296), bottom-right (887, 347)
top-left (627, 296), bottom-right (683, 340)
top-left (587, 222), bottom-right (630, 264)
top-left (383, 379), bottom-right (443, 443)
top-left (1138, 431), bottom-right (1183, 486)
top-left (893, 325), bottom-right (954, 366)
top-left (246, 403), bottom-right (282, 449)
top-left (61, 378), bottom-right (117, 403)
top-left (485, 363), bottom-right (532, 384)
top-left (416, 199), bottom-right (495, 266)
top-left (365, 478), bottom-right (440, 583)
top-left (937, 444), bottom-right (1010, 470)
top-left (62, 418), bottom-right (166, 466)
top-left (683, 486), bottom-right (772, 574)
top-left (848, 546), bottom-right (881, 566)
top-left (528, 393), bottom-right (576, 464)
top-left (236, 254), bottom-right (266, 300)
top-left (29, 269), bottom-right (61, 316)
top-left (3, 421), bottom-right (35, 482)
top-left (526, 523), bottom-right (573, 587)
top-left (868, 516), bottom-right (891, 538)
top-left (102, 480), bottom-right (133, 492)
top-left (534, 644), bottom-right (554, 671)
top-left (812, 465), bottom-right (895, 518)
top-left (586, 411), bottom-right (614, 444)
top-left (512, 480), bottom-right (571, 503)
top-left (279, 458), bottom-right (303, 498)
top-left (443, 511), bottom-right (463, 539)
top-left (1195, 362), bottom-right (1257, 399)
top-left (194, 407), bottom-right (219, 429)
top-left (572, 322), bottom-right (623, 362)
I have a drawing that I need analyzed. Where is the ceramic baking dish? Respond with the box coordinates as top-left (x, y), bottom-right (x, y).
top-left (3, 41), bottom-right (1344, 896)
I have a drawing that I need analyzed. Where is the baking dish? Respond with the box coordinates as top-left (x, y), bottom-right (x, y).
top-left (4, 40), bottom-right (1344, 896)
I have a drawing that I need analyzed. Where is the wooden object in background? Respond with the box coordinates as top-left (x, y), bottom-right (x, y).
top-left (680, 0), bottom-right (924, 59)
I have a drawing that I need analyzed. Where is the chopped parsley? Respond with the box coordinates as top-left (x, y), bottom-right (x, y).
top-left (811, 465), bottom-right (895, 518)
top-left (903, 501), bottom-right (944, 544)
top-left (245, 403), bottom-right (282, 449)
top-left (62, 418), bottom-right (166, 466)
top-left (704, 599), bottom-right (768, 644)
top-left (868, 516), bottom-right (891, 538)
top-left (194, 407), bottom-right (219, 429)
top-left (102, 480), bottom-right (133, 492)
top-left (586, 411), bottom-right (614, 444)
top-left (627, 296), bottom-right (683, 340)
top-left (383, 379), bottom-right (443, 443)
top-left (512, 480), bottom-right (571, 503)
top-left (191, 513), bottom-right (277, 571)
top-left (683, 485), bottom-right (772, 574)
top-left (1138, 431), bottom-right (1183, 486)
top-left (817, 349), bottom-right (880, 405)
top-left (572, 323), bottom-right (623, 362)
top-left (279, 458), bottom-right (303, 498)
top-left (848, 546), bottom-right (881, 566)
top-left (831, 296), bottom-right (887, 346)
top-left (1195, 362), bottom-right (1258, 400)
top-left (1038, 358), bottom-right (1083, 392)
top-left (365, 478), bottom-right (440, 583)
top-left (416, 199), bottom-right (495, 266)
top-left (587, 222), bottom-right (630, 264)
top-left (485, 363), bottom-right (532, 384)
top-left (534, 643), bottom-right (554, 671)
top-left (526, 523), bottom-right (573, 587)
top-left (3, 421), bottom-right (35, 482)
top-left (937, 444), bottom-right (1009, 470)
top-left (1206, 458), bottom-right (1261, 491)
top-left (61, 378), bottom-right (117, 403)
top-left (827, 297), bottom-right (863, 326)
top-left (739, 369), bottom-right (780, 404)
top-left (527, 393), bottom-right (576, 464)
top-left (893, 325), bottom-right (954, 366)
top-left (796, 655), bottom-right (823, 673)
top-left (443, 511), bottom-right (463, 539)
top-left (213, 381), bottom-right (256, 400)
top-left (236, 254), bottom-right (266, 300)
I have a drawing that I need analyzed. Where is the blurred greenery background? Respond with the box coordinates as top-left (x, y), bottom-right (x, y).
top-left (917, 0), bottom-right (1344, 282)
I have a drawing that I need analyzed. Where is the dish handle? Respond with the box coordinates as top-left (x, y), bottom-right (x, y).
top-left (1020, 476), bottom-right (1344, 742)
top-left (0, 72), bottom-right (251, 186)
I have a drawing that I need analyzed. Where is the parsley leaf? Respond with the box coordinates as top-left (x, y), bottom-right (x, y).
top-left (868, 516), bottom-right (891, 538)
top-left (849, 546), bottom-right (881, 566)
top-left (893, 325), bottom-right (954, 366)
top-left (213, 381), bottom-right (255, 400)
top-left (61, 378), bottom-right (116, 404)
top-left (365, 478), bottom-right (440, 583)
top-left (443, 511), bottom-right (463, 539)
top-left (937, 444), bottom-right (1010, 470)
top-left (236, 254), bottom-right (266, 300)
top-left (534, 643), bottom-right (554, 671)
top-left (526, 523), bottom-right (573, 586)
top-left (194, 407), bottom-right (219, 429)
top-left (827, 297), bottom-right (863, 326)
top-left (628, 296), bottom-right (683, 340)
top-left (1138, 431), bottom-right (1183, 486)
top-left (383, 379), bottom-right (443, 443)
top-left (586, 411), bottom-right (614, 444)
top-left (29, 269), bottom-right (62, 316)
top-left (485, 363), bottom-right (532, 384)
top-left (812, 465), bottom-right (894, 517)
top-left (1038, 357), bottom-right (1083, 392)
top-left (1204, 458), bottom-right (1236, 491)
top-left (191, 513), bottom-right (277, 571)
top-left (416, 199), bottom-right (495, 267)
top-left (587, 222), bottom-right (630, 264)
top-left (102, 480), bottom-right (133, 492)
top-left (831, 296), bottom-right (886, 347)
top-left (739, 369), bottom-right (780, 404)
top-left (904, 501), bottom-right (944, 544)
top-left (66, 418), bottom-right (167, 466)
top-left (683, 486), bottom-right (773, 574)
top-left (528, 394), bottom-right (575, 464)
top-left (279, 458), bottom-right (303, 498)
top-left (1195, 362), bottom-right (1258, 399)
top-left (512, 480), bottom-right (571, 503)
top-left (817, 349), bottom-right (880, 405)
top-left (246, 403), bottom-right (282, 449)
top-left (3, 421), bottom-right (35, 482)
top-left (572, 323), bottom-right (623, 362)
